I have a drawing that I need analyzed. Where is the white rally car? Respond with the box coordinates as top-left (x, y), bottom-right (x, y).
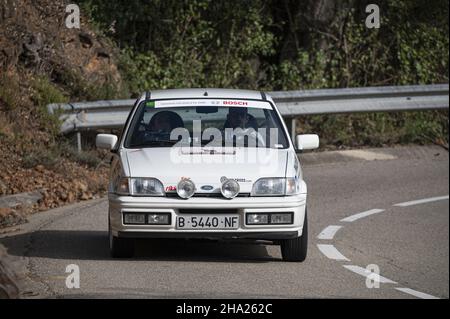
top-left (96, 89), bottom-right (319, 261)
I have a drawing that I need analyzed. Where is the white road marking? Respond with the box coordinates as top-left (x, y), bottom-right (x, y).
top-left (343, 265), bottom-right (397, 284)
top-left (340, 209), bottom-right (385, 223)
top-left (393, 195), bottom-right (449, 207)
top-left (317, 244), bottom-right (350, 261)
top-left (321, 194), bottom-right (447, 297)
top-left (317, 225), bottom-right (342, 240)
top-left (395, 287), bottom-right (440, 299)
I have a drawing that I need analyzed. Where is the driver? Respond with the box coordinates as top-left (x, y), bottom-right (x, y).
top-left (148, 111), bottom-right (184, 133)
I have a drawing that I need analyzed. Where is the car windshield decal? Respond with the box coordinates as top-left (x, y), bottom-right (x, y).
top-left (154, 99), bottom-right (272, 109)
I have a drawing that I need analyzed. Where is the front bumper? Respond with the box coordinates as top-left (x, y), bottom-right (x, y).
top-left (109, 194), bottom-right (307, 240)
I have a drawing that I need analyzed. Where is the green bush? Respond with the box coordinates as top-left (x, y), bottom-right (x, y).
top-left (31, 76), bottom-right (68, 138)
top-left (96, 0), bottom-right (276, 93)
top-left (0, 74), bottom-right (21, 110)
top-left (296, 111), bottom-right (449, 148)
top-left (22, 148), bottom-right (60, 169)
top-left (56, 68), bottom-right (126, 101)
top-left (58, 142), bottom-right (102, 168)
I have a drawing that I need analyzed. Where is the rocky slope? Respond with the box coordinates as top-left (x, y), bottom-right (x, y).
top-left (0, 0), bottom-right (124, 227)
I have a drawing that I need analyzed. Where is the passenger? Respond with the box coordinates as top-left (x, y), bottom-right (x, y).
top-left (223, 107), bottom-right (258, 130)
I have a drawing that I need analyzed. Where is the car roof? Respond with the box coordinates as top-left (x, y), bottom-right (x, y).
top-left (144, 88), bottom-right (271, 101)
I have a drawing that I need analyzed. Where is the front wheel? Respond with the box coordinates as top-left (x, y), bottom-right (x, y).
top-left (109, 222), bottom-right (135, 258)
top-left (280, 210), bottom-right (308, 262)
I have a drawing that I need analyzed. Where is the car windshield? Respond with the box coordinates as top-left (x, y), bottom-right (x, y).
top-left (124, 99), bottom-right (289, 149)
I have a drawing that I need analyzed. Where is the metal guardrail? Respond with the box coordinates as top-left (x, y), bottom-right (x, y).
top-left (270, 84), bottom-right (449, 139)
top-left (47, 84), bottom-right (449, 150)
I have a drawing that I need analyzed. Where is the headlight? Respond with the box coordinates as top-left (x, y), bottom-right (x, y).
top-left (221, 178), bottom-right (240, 199)
top-left (131, 178), bottom-right (165, 196)
top-left (251, 178), bottom-right (285, 196)
top-left (251, 178), bottom-right (300, 196)
top-left (177, 178), bottom-right (196, 199)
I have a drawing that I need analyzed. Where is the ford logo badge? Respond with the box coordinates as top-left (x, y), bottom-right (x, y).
top-left (201, 185), bottom-right (214, 191)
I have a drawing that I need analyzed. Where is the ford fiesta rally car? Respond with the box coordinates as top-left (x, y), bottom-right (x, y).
top-left (96, 88), bottom-right (319, 261)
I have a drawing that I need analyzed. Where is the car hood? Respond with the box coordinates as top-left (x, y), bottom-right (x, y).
top-left (124, 147), bottom-right (288, 193)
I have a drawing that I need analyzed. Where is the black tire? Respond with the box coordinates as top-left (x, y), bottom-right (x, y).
top-left (280, 210), bottom-right (308, 262)
top-left (109, 222), bottom-right (134, 258)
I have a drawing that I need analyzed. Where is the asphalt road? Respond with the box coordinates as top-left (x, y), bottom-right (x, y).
top-left (0, 145), bottom-right (448, 299)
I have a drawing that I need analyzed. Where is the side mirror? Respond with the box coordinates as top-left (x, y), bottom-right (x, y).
top-left (96, 134), bottom-right (118, 150)
top-left (296, 134), bottom-right (319, 151)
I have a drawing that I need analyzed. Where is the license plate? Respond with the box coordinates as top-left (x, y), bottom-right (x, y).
top-left (176, 215), bottom-right (239, 230)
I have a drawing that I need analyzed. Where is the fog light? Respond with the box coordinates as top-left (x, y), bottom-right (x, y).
top-left (147, 213), bottom-right (171, 225)
top-left (123, 213), bottom-right (145, 224)
top-left (177, 179), bottom-right (196, 199)
top-left (246, 213), bottom-right (269, 225)
top-left (221, 178), bottom-right (240, 199)
top-left (270, 213), bottom-right (293, 224)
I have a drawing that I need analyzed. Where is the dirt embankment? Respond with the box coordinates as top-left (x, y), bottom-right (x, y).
top-left (0, 0), bottom-right (124, 228)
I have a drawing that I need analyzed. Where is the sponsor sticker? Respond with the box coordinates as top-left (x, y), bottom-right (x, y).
top-left (154, 99), bottom-right (271, 109)
top-left (165, 185), bottom-right (177, 192)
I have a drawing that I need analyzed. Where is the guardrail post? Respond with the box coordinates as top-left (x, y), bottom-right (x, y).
top-left (291, 117), bottom-right (296, 142)
top-left (76, 132), bottom-right (82, 153)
